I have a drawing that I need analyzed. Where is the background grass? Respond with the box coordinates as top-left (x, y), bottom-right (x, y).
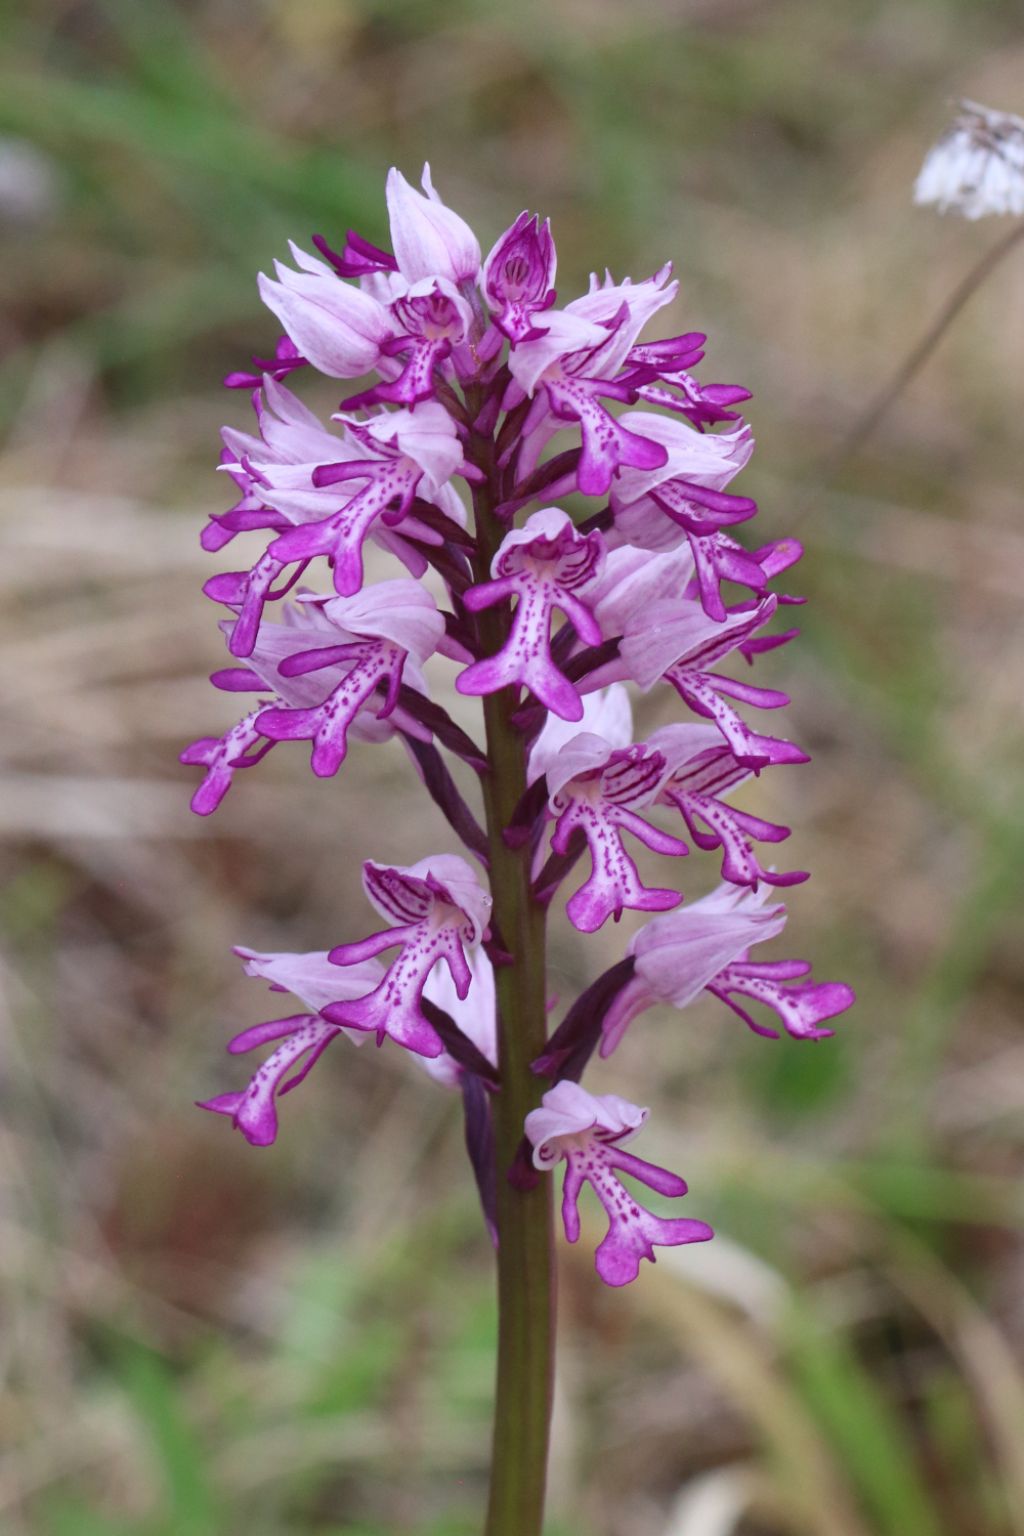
top-left (2, 1), bottom-right (1023, 1533)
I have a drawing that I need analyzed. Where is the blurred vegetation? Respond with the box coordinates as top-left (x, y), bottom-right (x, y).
top-left (1, 1), bottom-right (1023, 1534)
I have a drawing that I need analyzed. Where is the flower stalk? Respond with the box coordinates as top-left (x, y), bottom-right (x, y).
top-left (479, 645), bottom-right (555, 1536)
top-left (800, 99), bottom-right (1024, 514)
top-left (471, 410), bottom-right (555, 1536)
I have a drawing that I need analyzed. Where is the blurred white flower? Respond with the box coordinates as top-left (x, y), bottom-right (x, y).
top-left (0, 137), bottom-right (60, 225)
top-left (914, 99), bottom-right (1024, 219)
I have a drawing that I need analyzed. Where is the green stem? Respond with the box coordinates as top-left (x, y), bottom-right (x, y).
top-left (470, 429), bottom-right (555, 1536)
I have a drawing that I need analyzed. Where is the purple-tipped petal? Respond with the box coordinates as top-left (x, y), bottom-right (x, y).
top-left (200, 1015), bottom-right (340, 1146)
top-left (181, 711), bottom-right (269, 815)
top-left (483, 211), bottom-right (557, 343)
top-left (715, 967), bottom-right (855, 1040)
top-left (545, 376), bottom-right (668, 496)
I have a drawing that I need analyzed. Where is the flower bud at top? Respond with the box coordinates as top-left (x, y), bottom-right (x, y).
top-left (386, 163), bottom-right (482, 284)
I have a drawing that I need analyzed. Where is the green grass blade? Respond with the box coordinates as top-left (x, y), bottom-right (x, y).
top-left (786, 1306), bottom-right (945, 1536)
top-left (115, 1344), bottom-right (218, 1536)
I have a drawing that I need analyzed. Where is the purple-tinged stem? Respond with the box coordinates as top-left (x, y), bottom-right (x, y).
top-left (468, 401), bottom-right (555, 1536)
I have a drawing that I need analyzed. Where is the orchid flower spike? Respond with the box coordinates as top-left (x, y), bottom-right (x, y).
top-left (196, 167), bottom-right (855, 1327)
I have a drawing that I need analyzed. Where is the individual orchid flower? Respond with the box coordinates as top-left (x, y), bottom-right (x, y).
top-left (342, 277), bottom-right (476, 409)
top-left (199, 947), bottom-right (385, 1146)
top-left (525, 1081), bottom-right (712, 1286)
top-left (257, 242), bottom-right (397, 378)
top-left (203, 376), bottom-right (362, 554)
top-left (610, 413), bottom-right (755, 528)
top-left (324, 856), bottom-right (492, 1058)
top-left (507, 267), bottom-right (678, 495)
top-left (203, 386), bottom-right (460, 652)
top-left (385, 163), bottom-right (482, 285)
top-left (266, 401), bottom-right (464, 597)
top-left (610, 434), bottom-right (758, 556)
top-left (648, 722), bottom-right (809, 889)
top-left (260, 216), bottom-right (475, 408)
top-left (481, 212), bottom-right (557, 344)
top-left (256, 580), bottom-right (445, 776)
top-left (457, 507), bottom-right (606, 720)
top-left (180, 600), bottom-right (433, 813)
top-left (601, 884), bottom-right (855, 1055)
top-left (614, 594), bottom-right (802, 769)
top-left (607, 416), bottom-right (766, 618)
top-left (535, 688), bottom-right (688, 932)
